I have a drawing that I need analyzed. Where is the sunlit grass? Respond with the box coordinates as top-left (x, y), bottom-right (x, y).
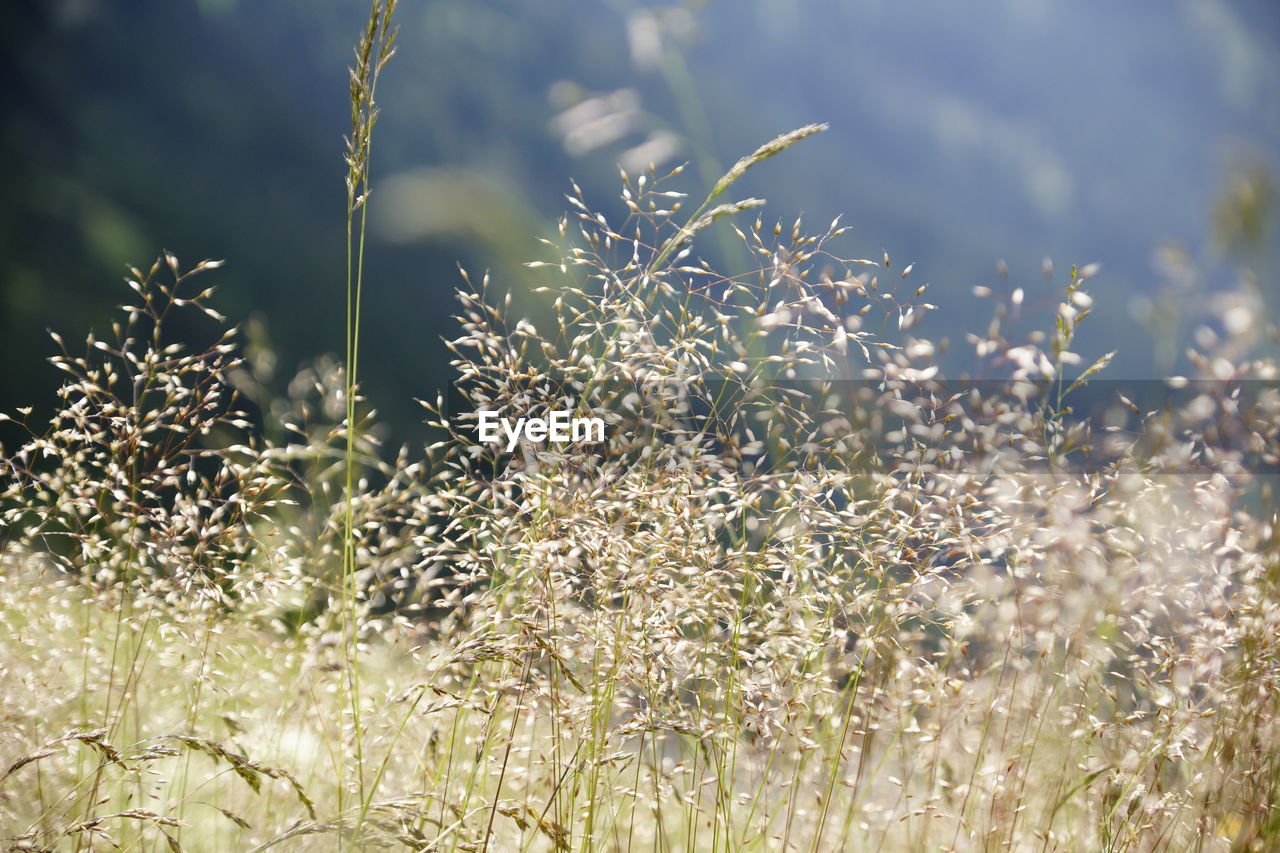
top-left (2, 2), bottom-right (1278, 851)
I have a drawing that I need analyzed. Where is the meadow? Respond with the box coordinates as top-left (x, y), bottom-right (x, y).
top-left (2, 3), bottom-right (1278, 851)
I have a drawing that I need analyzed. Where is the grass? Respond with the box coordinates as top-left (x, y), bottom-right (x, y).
top-left (2, 2), bottom-right (1279, 850)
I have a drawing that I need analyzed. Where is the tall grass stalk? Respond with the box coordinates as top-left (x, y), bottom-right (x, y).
top-left (342, 0), bottom-right (398, 826)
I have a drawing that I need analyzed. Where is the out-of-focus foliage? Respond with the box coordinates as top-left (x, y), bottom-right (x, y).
top-left (2, 0), bottom-right (1277, 438)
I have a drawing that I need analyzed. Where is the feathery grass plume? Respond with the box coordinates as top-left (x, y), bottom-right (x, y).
top-left (648, 123), bottom-right (826, 271)
top-left (709, 123), bottom-right (828, 201)
top-left (413, 157), bottom-right (1280, 850)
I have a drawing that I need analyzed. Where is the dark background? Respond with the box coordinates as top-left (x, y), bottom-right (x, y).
top-left (2, 0), bottom-right (1277, 439)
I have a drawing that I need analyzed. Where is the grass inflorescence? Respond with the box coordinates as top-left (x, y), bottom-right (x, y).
top-left (2, 3), bottom-right (1279, 851)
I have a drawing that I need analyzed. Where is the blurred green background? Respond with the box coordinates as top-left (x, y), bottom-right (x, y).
top-left (2, 0), bottom-right (1276, 438)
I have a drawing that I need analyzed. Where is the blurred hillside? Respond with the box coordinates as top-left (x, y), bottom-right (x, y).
top-left (2, 0), bottom-right (1276, 438)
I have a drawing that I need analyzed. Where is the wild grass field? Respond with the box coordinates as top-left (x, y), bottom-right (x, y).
top-left (2, 3), bottom-right (1279, 851)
